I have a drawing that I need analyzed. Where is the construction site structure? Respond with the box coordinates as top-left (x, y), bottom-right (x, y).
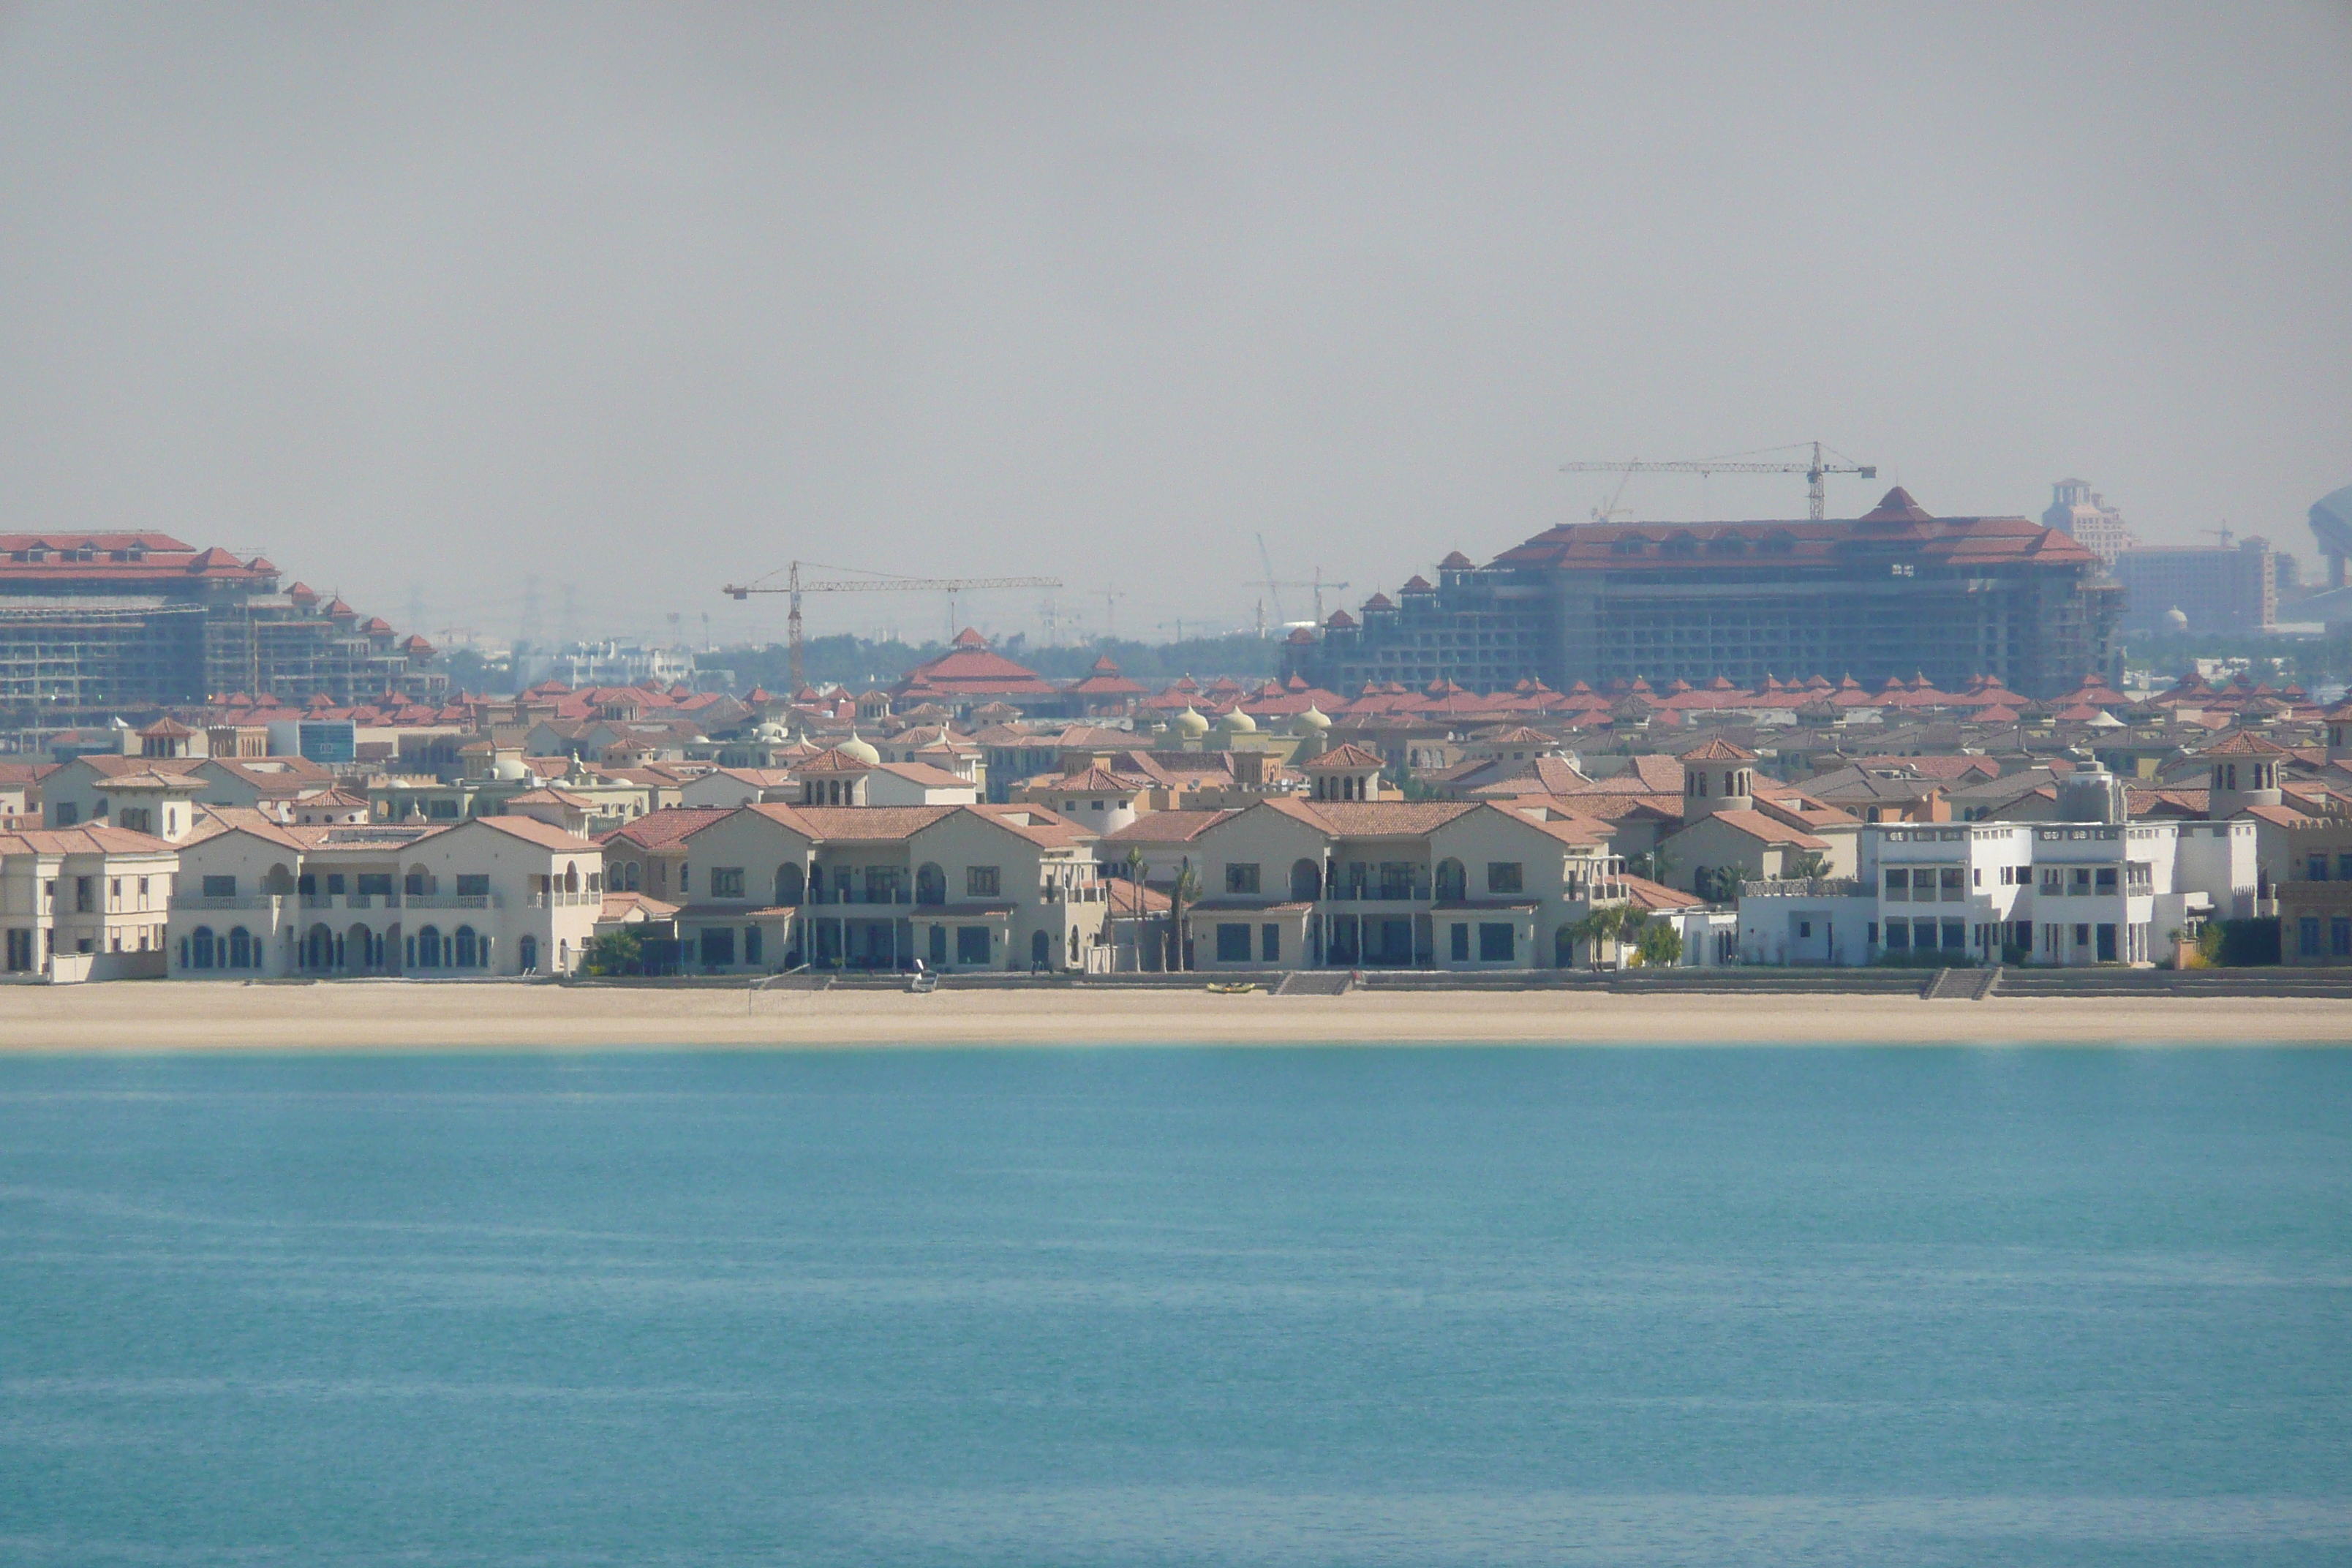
top-left (0, 532), bottom-right (445, 736)
top-left (723, 561), bottom-right (1062, 690)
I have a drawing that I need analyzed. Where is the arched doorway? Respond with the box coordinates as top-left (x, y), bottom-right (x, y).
top-left (519, 934), bottom-right (538, 973)
top-left (455, 926), bottom-right (479, 968)
top-left (1290, 859), bottom-right (1321, 901)
top-left (304, 923), bottom-right (335, 971)
top-left (227, 927), bottom-right (252, 970)
top-left (916, 863), bottom-right (946, 905)
top-left (190, 926), bottom-right (216, 970)
top-left (1556, 924), bottom-right (1579, 969)
top-left (775, 863), bottom-right (805, 905)
top-left (347, 924), bottom-right (374, 973)
top-left (1435, 859), bottom-right (1466, 901)
top-left (415, 924), bottom-right (442, 969)
top-left (1030, 930), bottom-right (1048, 970)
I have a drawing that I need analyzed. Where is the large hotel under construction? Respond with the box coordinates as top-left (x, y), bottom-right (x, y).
top-left (1283, 487), bottom-right (2119, 699)
top-left (0, 532), bottom-right (445, 731)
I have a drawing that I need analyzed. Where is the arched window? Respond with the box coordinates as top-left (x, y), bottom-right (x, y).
top-left (1290, 859), bottom-right (1322, 901)
top-left (1434, 859), bottom-right (1466, 901)
top-left (777, 863), bottom-right (807, 905)
top-left (455, 926), bottom-right (478, 968)
top-left (415, 924), bottom-right (442, 969)
top-left (562, 863), bottom-right (579, 892)
top-left (620, 861), bottom-right (641, 892)
top-left (304, 923), bottom-right (335, 971)
top-left (228, 927), bottom-right (252, 969)
top-left (915, 863), bottom-right (945, 906)
top-left (347, 924), bottom-right (373, 971)
top-left (191, 926), bottom-right (215, 970)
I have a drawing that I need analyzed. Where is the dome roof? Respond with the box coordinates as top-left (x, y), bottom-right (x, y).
top-left (837, 731), bottom-right (881, 766)
top-left (1173, 706), bottom-right (1210, 738)
top-left (492, 758), bottom-right (529, 782)
top-left (1216, 706), bottom-right (1256, 733)
top-left (1297, 704), bottom-right (1332, 731)
top-left (753, 721), bottom-right (788, 743)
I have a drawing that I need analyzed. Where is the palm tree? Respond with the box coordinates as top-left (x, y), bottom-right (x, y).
top-left (1169, 864), bottom-right (1201, 972)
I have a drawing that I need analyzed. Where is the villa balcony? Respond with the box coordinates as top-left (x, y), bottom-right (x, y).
top-left (1741, 878), bottom-right (1863, 899)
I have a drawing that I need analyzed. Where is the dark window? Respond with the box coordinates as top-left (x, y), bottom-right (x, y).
top-left (1216, 923), bottom-right (1251, 962)
top-left (1226, 863), bottom-right (1261, 896)
top-left (2095, 867), bottom-right (2118, 894)
top-left (1260, 924), bottom-right (1280, 962)
top-left (356, 873), bottom-right (393, 897)
top-left (711, 867), bottom-right (745, 899)
top-left (1486, 862), bottom-right (1523, 894)
top-left (956, 927), bottom-right (991, 965)
top-left (456, 874), bottom-right (490, 898)
top-left (2096, 924), bottom-right (2117, 962)
top-left (1943, 920), bottom-right (1966, 950)
top-left (699, 927), bottom-right (736, 967)
top-left (745, 927), bottom-right (763, 966)
top-left (2334, 918), bottom-right (2351, 958)
top-left (966, 866), bottom-right (1000, 899)
top-left (1450, 922), bottom-right (1469, 961)
top-left (1884, 868), bottom-right (1909, 901)
top-left (1866, 921), bottom-right (1880, 946)
top-left (2302, 917), bottom-right (2323, 956)
top-left (202, 875), bottom-right (237, 898)
top-left (1478, 923), bottom-right (1514, 961)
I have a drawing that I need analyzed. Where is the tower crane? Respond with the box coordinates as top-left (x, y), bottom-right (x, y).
top-left (722, 561), bottom-right (1062, 690)
top-left (1251, 536), bottom-right (1352, 627)
top-left (1561, 441), bottom-right (1877, 521)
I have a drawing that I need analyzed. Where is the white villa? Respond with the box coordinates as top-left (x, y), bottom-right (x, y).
top-left (165, 811), bottom-right (605, 978)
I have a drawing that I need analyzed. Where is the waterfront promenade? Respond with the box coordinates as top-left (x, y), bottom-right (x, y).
top-left (4, 979), bottom-right (2351, 1049)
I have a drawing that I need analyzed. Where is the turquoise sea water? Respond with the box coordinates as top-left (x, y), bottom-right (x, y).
top-left (1, 1045), bottom-right (2347, 1566)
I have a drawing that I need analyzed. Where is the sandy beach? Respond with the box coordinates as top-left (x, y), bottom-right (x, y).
top-left (0, 979), bottom-right (2346, 1050)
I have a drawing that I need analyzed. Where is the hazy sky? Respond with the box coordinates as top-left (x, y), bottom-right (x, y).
top-left (2, 3), bottom-right (2348, 650)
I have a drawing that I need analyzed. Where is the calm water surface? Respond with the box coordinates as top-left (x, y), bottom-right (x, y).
top-left (0, 1046), bottom-right (2346, 1566)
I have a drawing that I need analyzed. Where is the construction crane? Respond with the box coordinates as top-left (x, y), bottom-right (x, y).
top-left (1561, 441), bottom-right (1877, 521)
top-left (722, 561), bottom-right (1062, 690)
top-left (1251, 538), bottom-right (1352, 626)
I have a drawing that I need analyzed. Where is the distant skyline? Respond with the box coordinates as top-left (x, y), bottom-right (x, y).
top-left (2, 3), bottom-right (2347, 650)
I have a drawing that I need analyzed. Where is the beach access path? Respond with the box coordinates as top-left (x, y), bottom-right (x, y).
top-left (3, 980), bottom-right (2349, 1049)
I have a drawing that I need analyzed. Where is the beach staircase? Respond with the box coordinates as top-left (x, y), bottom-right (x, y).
top-left (1923, 965), bottom-right (2001, 1000)
top-left (1275, 971), bottom-right (1354, 997)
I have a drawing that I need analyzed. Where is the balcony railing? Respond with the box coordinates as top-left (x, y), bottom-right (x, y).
top-left (1740, 877), bottom-right (1863, 899)
top-left (804, 888), bottom-right (913, 906)
top-left (174, 894), bottom-right (287, 912)
top-left (523, 891), bottom-right (593, 908)
top-left (411, 893), bottom-right (502, 910)
top-left (1320, 881), bottom-right (1433, 903)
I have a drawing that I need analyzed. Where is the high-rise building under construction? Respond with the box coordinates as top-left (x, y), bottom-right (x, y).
top-left (0, 532), bottom-right (445, 730)
top-left (1283, 488), bottom-right (2119, 699)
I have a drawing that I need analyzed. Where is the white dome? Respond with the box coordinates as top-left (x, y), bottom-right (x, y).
top-left (753, 721), bottom-right (787, 743)
top-left (1174, 706), bottom-right (1210, 738)
top-left (837, 731), bottom-right (881, 766)
top-left (1297, 704), bottom-right (1332, 731)
top-left (493, 758), bottom-right (529, 782)
top-left (1216, 706), bottom-right (1257, 734)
